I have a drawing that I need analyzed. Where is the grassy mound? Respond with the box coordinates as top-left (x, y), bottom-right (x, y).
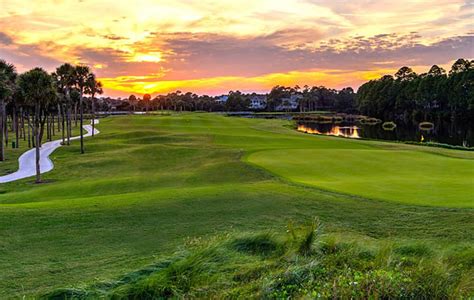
top-left (43, 221), bottom-right (474, 299)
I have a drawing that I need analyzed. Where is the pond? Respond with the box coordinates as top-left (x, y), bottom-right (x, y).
top-left (297, 120), bottom-right (474, 148)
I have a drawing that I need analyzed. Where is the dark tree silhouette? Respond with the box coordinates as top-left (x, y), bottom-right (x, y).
top-left (143, 94), bottom-right (151, 113)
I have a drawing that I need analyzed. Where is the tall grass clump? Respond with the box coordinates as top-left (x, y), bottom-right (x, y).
top-left (42, 219), bottom-right (474, 299)
top-left (295, 217), bottom-right (321, 256)
top-left (230, 233), bottom-right (283, 257)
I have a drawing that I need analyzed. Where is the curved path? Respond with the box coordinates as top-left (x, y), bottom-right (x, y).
top-left (0, 120), bottom-right (100, 183)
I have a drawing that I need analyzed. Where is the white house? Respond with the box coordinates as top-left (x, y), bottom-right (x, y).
top-left (276, 94), bottom-right (302, 111)
top-left (215, 95), bottom-right (229, 104)
top-left (249, 95), bottom-right (267, 110)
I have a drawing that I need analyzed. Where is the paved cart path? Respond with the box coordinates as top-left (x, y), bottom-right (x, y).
top-left (0, 120), bottom-right (99, 183)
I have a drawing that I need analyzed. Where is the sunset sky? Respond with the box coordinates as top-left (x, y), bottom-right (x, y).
top-left (0, 0), bottom-right (473, 97)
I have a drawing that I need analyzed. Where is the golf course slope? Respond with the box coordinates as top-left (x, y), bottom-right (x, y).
top-left (0, 113), bottom-right (472, 298)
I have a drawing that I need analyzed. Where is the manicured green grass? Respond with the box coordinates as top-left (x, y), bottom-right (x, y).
top-left (0, 140), bottom-right (31, 176)
top-left (248, 148), bottom-right (474, 207)
top-left (0, 113), bottom-right (472, 298)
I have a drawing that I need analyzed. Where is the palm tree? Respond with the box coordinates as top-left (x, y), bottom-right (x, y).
top-left (128, 94), bottom-right (137, 112)
top-left (73, 65), bottom-right (91, 154)
top-left (85, 74), bottom-right (103, 136)
top-left (0, 59), bottom-right (17, 161)
top-left (17, 68), bottom-right (56, 183)
top-left (143, 94), bottom-right (151, 113)
top-left (52, 63), bottom-right (76, 145)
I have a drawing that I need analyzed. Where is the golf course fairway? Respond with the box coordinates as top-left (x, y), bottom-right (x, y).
top-left (0, 113), bottom-right (472, 297)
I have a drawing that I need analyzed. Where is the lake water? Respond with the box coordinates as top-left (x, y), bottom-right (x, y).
top-left (297, 121), bottom-right (474, 148)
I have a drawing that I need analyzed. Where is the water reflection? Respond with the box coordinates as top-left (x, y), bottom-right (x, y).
top-left (297, 121), bottom-right (473, 147)
top-left (297, 124), bottom-right (360, 139)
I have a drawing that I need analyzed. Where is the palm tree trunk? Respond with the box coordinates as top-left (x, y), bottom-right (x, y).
top-left (0, 99), bottom-right (4, 161)
top-left (57, 110), bottom-right (61, 132)
top-left (34, 103), bottom-right (41, 183)
top-left (3, 103), bottom-right (8, 149)
top-left (39, 112), bottom-right (46, 144)
top-left (46, 115), bottom-right (50, 141)
top-left (52, 114), bottom-right (55, 137)
top-left (91, 94), bottom-right (95, 137)
top-left (74, 103), bottom-right (78, 127)
top-left (59, 104), bottom-right (65, 145)
top-left (80, 90), bottom-right (84, 154)
top-left (14, 106), bottom-right (19, 148)
top-left (27, 113), bottom-right (31, 148)
top-left (21, 107), bottom-right (25, 141)
top-left (67, 104), bottom-right (71, 145)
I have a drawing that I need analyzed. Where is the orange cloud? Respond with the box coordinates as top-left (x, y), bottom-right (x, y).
top-left (99, 68), bottom-right (396, 96)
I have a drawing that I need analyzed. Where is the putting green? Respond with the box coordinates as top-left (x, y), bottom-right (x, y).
top-left (248, 148), bottom-right (474, 207)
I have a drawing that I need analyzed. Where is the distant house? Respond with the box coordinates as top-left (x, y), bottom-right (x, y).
top-left (249, 94), bottom-right (267, 110)
top-left (276, 94), bottom-right (302, 111)
top-left (215, 95), bottom-right (229, 104)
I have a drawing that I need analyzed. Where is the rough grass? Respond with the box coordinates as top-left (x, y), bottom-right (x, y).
top-left (0, 113), bottom-right (472, 298)
top-left (42, 223), bottom-right (474, 299)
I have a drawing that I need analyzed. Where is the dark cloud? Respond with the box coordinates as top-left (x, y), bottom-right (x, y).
top-left (0, 46), bottom-right (62, 71)
top-left (143, 31), bottom-right (474, 80)
top-left (0, 33), bottom-right (62, 71)
top-left (72, 47), bottom-right (163, 77)
top-left (0, 32), bottom-right (13, 45)
top-left (76, 47), bottom-right (127, 62)
top-left (461, 0), bottom-right (473, 10)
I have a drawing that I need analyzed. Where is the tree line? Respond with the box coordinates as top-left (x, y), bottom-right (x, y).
top-left (267, 85), bottom-right (356, 112)
top-left (124, 91), bottom-right (225, 112)
top-left (0, 59), bottom-right (102, 183)
top-left (122, 87), bottom-right (357, 113)
top-left (356, 58), bottom-right (474, 123)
